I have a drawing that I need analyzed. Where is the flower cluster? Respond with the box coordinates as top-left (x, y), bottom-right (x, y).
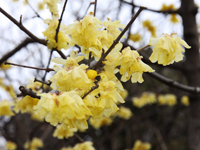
top-left (149, 33), bottom-right (191, 66)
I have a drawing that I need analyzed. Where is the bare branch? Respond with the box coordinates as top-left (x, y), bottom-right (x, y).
top-left (0, 7), bottom-right (46, 45)
top-left (4, 61), bottom-right (54, 72)
top-left (120, 0), bottom-right (179, 14)
top-left (55, 0), bottom-right (69, 42)
top-left (0, 38), bottom-right (35, 65)
top-left (94, 0), bottom-right (97, 16)
top-left (147, 72), bottom-right (200, 94)
top-left (17, 86), bottom-right (40, 99)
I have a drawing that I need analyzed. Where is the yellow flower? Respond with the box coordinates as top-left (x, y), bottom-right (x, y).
top-left (53, 125), bottom-right (77, 139)
top-left (0, 62), bottom-right (12, 70)
top-left (119, 47), bottom-right (154, 83)
top-left (116, 106), bottom-right (133, 120)
top-left (43, 18), bottom-right (71, 50)
top-left (103, 17), bottom-right (125, 38)
top-left (158, 94), bottom-right (177, 106)
top-left (50, 64), bottom-right (94, 96)
top-left (38, 2), bottom-right (44, 11)
top-left (13, 95), bottom-right (39, 113)
top-left (86, 69), bottom-right (98, 80)
top-left (24, 138), bottom-right (43, 150)
top-left (65, 12), bottom-right (102, 59)
top-left (73, 141), bottom-right (95, 150)
top-left (132, 92), bottom-right (156, 108)
top-left (129, 33), bottom-right (142, 42)
top-left (2, 85), bottom-right (16, 98)
top-left (0, 100), bottom-right (14, 117)
top-left (43, 0), bottom-right (62, 16)
top-left (160, 4), bottom-right (176, 11)
top-left (6, 141), bottom-right (17, 150)
top-left (91, 74), bottom-right (125, 117)
top-left (34, 91), bottom-right (92, 130)
top-left (52, 50), bottom-right (84, 68)
top-left (89, 117), bottom-right (113, 129)
top-left (142, 20), bottom-right (156, 37)
top-left (132, 140), bottom-right (151, 150)
top-left (170, 14), bottom-right (179, 24)
top-left (181, 95), bottom-right (189, 106)
top-left (149, 33), bottom-right (191, 66)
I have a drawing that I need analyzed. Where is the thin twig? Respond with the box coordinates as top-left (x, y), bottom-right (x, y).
top-left (41, 50), bottom-right (54, 90)
top-left (0, 38), bottom-right (35, 64)
top-left (4, 61), bottom-right (54, 72)
top-left (92, 6), bottom-right (146, 70)
top-left (82, 85), bottom-right (99, 99)
top-left (55, 0), bottom-right (69, 42)
top-left (0, 7), bottom-right (46, 45)
top-left (74, 133), bottom-right (84, 143)
top-left (94, 0), bottom-right (97, 16)
top-left (136, 45), bottom-right (150, 52)
top-left (153, 127), bottom-right (168, 150)
top-left (34, 78), bottom-right (52, 86)
top-left (120, 0), bottom-right (179, 14)
top-left (25, 0), bottom-right (43, 20)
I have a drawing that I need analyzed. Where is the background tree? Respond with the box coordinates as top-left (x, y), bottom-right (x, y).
top-left (0, 0), bottom-right (200, 150)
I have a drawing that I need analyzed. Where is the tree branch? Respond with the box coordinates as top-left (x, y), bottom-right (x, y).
top-left (0, 7), bottom-right (46, 45)
top-left (4, 61), bottom-right (54, 72)
top-left (147, 72), bottom-right (200, 94)
top-left (17, 86), bottom-right (40, 99)
top-left (0, 38), bottom-right (35, 65)
top-left (55, 0), bottom-right (69, 42)
top-left (120, 0), bottom-right (179, 14)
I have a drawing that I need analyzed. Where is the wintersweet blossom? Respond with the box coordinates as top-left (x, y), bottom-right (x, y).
top-left (0, 100), bottom-right (14, 117)
top-left (89, 117), bottom-right (113, 129)
top-left (149, 33), bottom-right (191, 66)
top-left (24, 138), bottom-right (43, 150)
top-left (6, 141), bottom-right (17, 150)
top-left (53, 125), bottom-right (77, 139)
top-left (103, 17), bottom-right (125, 38)
top-left (43, 0), bottom-right (61, 17)
top-left (50, 64), bottom-right (94, 96)
top-left (119, 47), bottom-right (154, 83)
top-left (14, 95), bottom-right (39, 113)
top-left (132, 140), bottom-right (151, 150)
top-left (73, 141), bottom-right (95, 150)
top-left (158, 94), bottom-right (177, 106)
top-left (116, 106), bottom-right (133, 120)
top-left (34, 91), bottom-right (92, 130)
top-left (91, 74), bottom-right (125, 117)
top-left (43, 18), bottom-right (71, 50)
top-left (60, 142), bottom-right (95, 150)
top-left (181, 95), bottom-right (190, 106)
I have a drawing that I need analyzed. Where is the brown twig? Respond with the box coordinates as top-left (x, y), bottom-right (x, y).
top-left (74, 133), bottom-right (84, 143)
top-left (94, 0), bottom-right (97, 16)
top-left (146, 72), bottom-right (200, 94)
top-left (0, 7), bottom-right (46, 45)
top-left (4, 61), bottom-right (54, 72)
top-left (92, 6), bottom-right (146, 70)
top-left (17, 86), bottom-right (41, 99)
top-left (120, 0), bottom-right (179, 14)
top-left (25, 0), bottom-right (43, 20)
top-left (0, 38), bottom-right (35, 65)
top-left (34, 78), bottom-right (51, 86)
top-left (136, 45), bottom-right (150, 52)
top-left (41, 50), bottom-right (54, 90)
top-left (82, 85), bottom-right (99, 99)
top-left (55, 0), bottom-right (69, 42)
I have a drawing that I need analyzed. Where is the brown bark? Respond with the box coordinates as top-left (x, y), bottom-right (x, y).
top-left (179, 0), bottom-right (200, 150)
